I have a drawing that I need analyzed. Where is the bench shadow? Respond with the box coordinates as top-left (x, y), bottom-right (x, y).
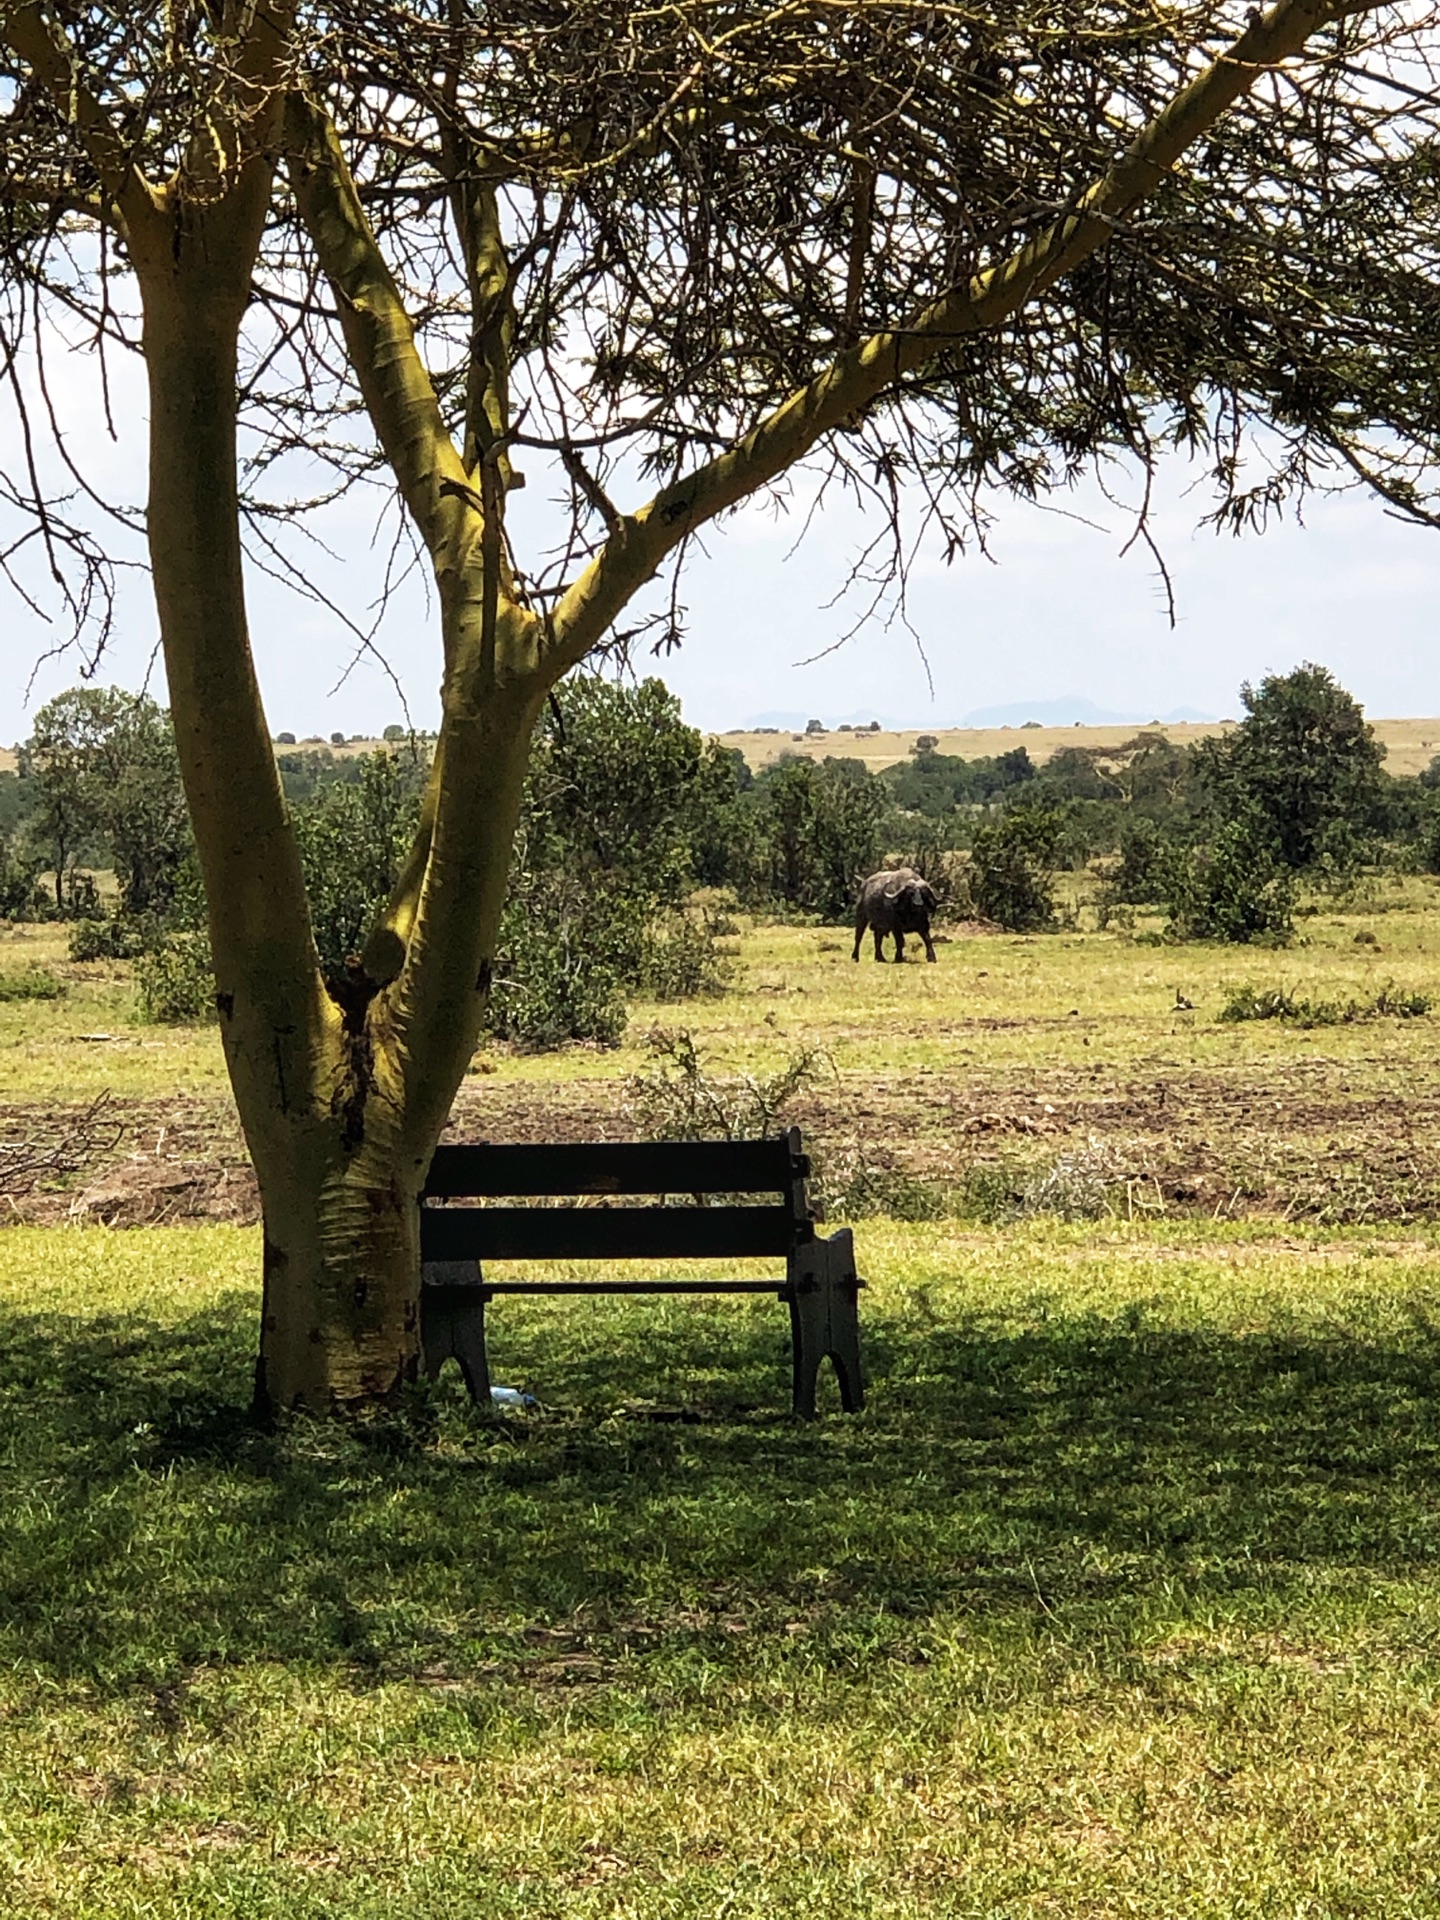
top-left (2, 1292), bottom-right (1439, 1690)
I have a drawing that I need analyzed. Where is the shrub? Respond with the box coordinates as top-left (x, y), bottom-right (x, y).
top-left (291, 750), bottom-right (421, 978)
top-left (487, 886), bottom-right (631, 1050)
top-left (812, 1142), bottom-right (957, 1222)
top-left (1415, 806), bottom-right (1440, 877)
top-left (623, 1027), bottom-right (831, 1141)
top-left (0, 831), bottom-right (43, 920)
top-left (639, 906), bottom-right (735, 1002)
top-left (969, 807), bottom-right (1060, 931)
top-left (1218, 984), bottom-right (1341, 1027)
top-left (1219, 980), bottom-right (1432, 1025)
top-left (1165, 822), bottom-right (1294, 945)
top-left (753, 755), bottom-right (889, 919)
top-left (0, 966), bottom-right (66, 1002)
top-left (68, 915), bottom-right (150, 961)
top-left (1371, 983), bottom-right (1434, 1017)
top-left (136, 931), bottom-right (216, 1024)
top-left (1109, 818), bottom-right (1172, 904)
top-left (488, 677), bottom-right (736, 1048)
top-left (61, 870), bottom-right (101, 919)
top-left (947, 1141), bottom-right (1152, 1225)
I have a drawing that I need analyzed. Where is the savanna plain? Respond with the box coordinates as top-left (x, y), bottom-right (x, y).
top-left (5, 887), bottom-right (1440, 1915)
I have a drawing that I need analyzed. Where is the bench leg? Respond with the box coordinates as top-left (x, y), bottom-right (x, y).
top-left (420, 1262), bottom-right (492, 1402)
top-left (788, 1228), bottom-right (865, 1418)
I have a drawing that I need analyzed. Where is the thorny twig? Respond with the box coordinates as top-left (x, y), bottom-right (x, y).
top-left (0, 1093), bottom-right (123, 1198)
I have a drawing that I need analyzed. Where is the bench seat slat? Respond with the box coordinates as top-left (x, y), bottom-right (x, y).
top-left (420, 1203), bottom-right (801, 1263)
top-left (424, 1139), bottom-right (801, 1199)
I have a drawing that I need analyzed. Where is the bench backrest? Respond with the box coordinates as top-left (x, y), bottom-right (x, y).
top-left (420, 1130), bottom-right (813, 1264)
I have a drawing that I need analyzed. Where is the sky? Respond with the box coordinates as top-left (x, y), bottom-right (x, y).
top-left (5, 332), bottom-right (1440, 743)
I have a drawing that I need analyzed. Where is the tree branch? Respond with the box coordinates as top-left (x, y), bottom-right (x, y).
top-left (0, 0), bottom-right (158, 228)
top-left (546, 0), bottom-right (1359, 669)
top-left (284, 90), bottom-right (486, 612)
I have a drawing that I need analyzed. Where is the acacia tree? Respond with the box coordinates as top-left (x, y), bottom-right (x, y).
top-left (25, 688), bottom-right (190, 917)
top-left (2, 0), bottom-right (1434, 1409)
top-left (1196, 664), bottom-right (1386, 869)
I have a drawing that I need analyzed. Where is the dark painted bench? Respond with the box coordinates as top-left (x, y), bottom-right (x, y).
top-left (419, 1128), bottom-right (863, 1418)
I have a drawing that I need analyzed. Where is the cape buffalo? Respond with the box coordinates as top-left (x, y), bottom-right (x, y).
top-left (852, 867), bottom-right (938, 962)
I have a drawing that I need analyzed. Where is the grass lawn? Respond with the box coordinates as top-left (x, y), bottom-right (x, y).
top-left (4, 1220), bottom-right (1440, 1915)
top-left (7, 876), bottom-right (1440, 1100)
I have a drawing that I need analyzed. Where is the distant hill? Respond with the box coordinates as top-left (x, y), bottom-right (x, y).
top-left (961, 697), bottom-right (1216, 728)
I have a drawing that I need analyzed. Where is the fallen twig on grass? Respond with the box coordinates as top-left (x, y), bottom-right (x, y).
top-left (0, 1093), bottom-right (124, 1197)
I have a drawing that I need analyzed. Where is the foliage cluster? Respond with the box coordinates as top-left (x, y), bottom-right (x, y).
top-left (1218, 980), bottom-right (1433, 1026)
top-left (0, 964), bottom-right (66, 1002)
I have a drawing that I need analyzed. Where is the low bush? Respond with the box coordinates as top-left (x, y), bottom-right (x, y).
top-left (0, 966), bottom-right (66, 1002)
top-left (1372, 983), bottom-right (1435, 1017)
top-left (1219, 983), bottom-right (1338, 1026)
top-left (624, 1027), bottom-right (831, 1142)
top-left (135, 931), bottom-right (216, 1024)
top-left (813, 1144), bottom-right (958, 1223)
top-left (638, 906), bottom-right (735, 1002)
top-left (1219, 980), bottom-right (1433, 1026)
top-left (68, 914), bottom-right (150, 962)
top-left (1165, 822), bottom-right (1295, 945)
top-left (949, 1141), bottom-right (1161, 1225)
top-left (487, 910), bottom-right (629, 1051)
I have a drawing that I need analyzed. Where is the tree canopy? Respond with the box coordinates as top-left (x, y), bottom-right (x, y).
top-left (1195, 663), bottom-right (1387, 870)
top-left (6, 0), bottom-right (1440, 640)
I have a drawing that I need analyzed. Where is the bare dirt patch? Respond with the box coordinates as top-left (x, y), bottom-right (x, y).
top-left (0, 1097), bottom-right (256, 1226)
top-left (6, 1049), bottom-right (1440, 1228)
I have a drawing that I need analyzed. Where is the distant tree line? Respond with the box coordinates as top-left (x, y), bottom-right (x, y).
top-left (0, 663), bottom-right (1423, 1040)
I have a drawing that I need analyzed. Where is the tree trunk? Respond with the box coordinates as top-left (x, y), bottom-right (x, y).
top-left (132, 213), bottom-right (412, 1410)
top-left (134, 215), bottom-right (544, 1411)
top-left (253, 1098), bottom-right (423, 1408)
top-left (250, 692), bottom-right (539, 1410)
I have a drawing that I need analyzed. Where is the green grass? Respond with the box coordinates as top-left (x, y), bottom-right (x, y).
top-left (10, 876), bottom-right (1440, 1102)
top-left (5, 1221), bottom-right (1440, 1914)
top-left (9, 888), bottom-right (1440, 1907)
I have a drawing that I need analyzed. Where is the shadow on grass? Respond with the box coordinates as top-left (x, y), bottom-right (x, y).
top-left (3, 1288), bottom-right (1440, 1692)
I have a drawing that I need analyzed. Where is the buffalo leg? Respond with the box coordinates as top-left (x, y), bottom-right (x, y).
top-left (871, 926), bottom-right (887, 961)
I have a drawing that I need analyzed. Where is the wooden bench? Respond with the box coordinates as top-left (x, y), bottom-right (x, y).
top-left (419, 1129), bottom-right (864, 1418)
